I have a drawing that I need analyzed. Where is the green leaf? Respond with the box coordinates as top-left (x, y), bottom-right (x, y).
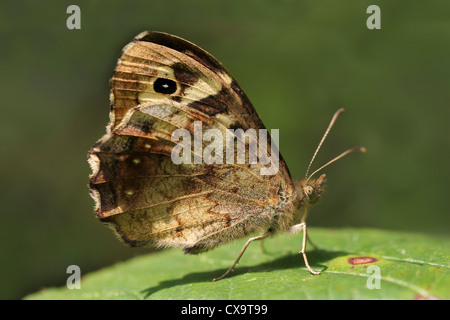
top-left (24, 228), bottom-right (449, 300)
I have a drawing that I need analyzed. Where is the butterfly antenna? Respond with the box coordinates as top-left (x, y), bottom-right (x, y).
top-left (304, 108), bottom-right (345, 181)
top-left (306, 146), bottom-right (366, 183)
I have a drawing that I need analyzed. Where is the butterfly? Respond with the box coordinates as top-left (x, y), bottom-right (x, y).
top-left (88, 31), bottom-right (364, 281)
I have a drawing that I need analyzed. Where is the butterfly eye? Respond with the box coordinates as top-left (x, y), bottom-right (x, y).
top-left (153, 78), bottom-right (177, 94)
top-left (304, 186), bottom-right (314, 196)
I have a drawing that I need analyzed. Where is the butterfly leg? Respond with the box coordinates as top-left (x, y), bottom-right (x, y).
top-left (259, 238), bottom-right (268, 253)
top-left (307, 235), bottom-right (320, 250)
top-left (294, 222), bottom-right (321, 275)
top-left (212, 233), bottom-right (269, 282)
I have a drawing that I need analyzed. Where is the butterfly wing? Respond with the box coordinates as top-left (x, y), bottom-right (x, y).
top-left (88, 31), bottom-right (296, 253)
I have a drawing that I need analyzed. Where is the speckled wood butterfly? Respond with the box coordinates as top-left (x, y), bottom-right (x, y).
top-left (88, 31), bottom-right (365, 281)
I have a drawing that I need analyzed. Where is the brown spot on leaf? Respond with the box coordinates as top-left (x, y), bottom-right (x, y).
top-left (348, 256), bottom-right (378, 265)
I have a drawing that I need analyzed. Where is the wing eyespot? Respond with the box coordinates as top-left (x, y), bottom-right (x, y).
top-left (153, 78), bottom-right (177, 94)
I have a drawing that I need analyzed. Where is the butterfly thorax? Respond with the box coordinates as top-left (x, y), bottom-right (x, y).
top-left (291, 174), bottom-right (327, 224)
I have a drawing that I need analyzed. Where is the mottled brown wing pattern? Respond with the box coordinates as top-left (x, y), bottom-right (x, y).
top-left (109, 32), bottom-right (263, 132)
top-left (88, 31), bottom-right (296, 254)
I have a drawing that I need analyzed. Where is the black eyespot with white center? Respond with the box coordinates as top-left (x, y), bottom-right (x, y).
top-left (153, 78), bottom-right (177, 94)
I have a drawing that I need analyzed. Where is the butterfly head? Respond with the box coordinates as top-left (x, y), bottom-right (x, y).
top-left (295, 174), bottom-right (327, 207)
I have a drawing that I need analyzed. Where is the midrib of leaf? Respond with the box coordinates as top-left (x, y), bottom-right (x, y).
top-left (381, 256), bottom-right (449, 269)
top-left (326, 270), bottom-right (434, 299)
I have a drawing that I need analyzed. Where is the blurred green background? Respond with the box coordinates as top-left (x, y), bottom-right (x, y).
top-left (1, 0), bottom-right (449, 299)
